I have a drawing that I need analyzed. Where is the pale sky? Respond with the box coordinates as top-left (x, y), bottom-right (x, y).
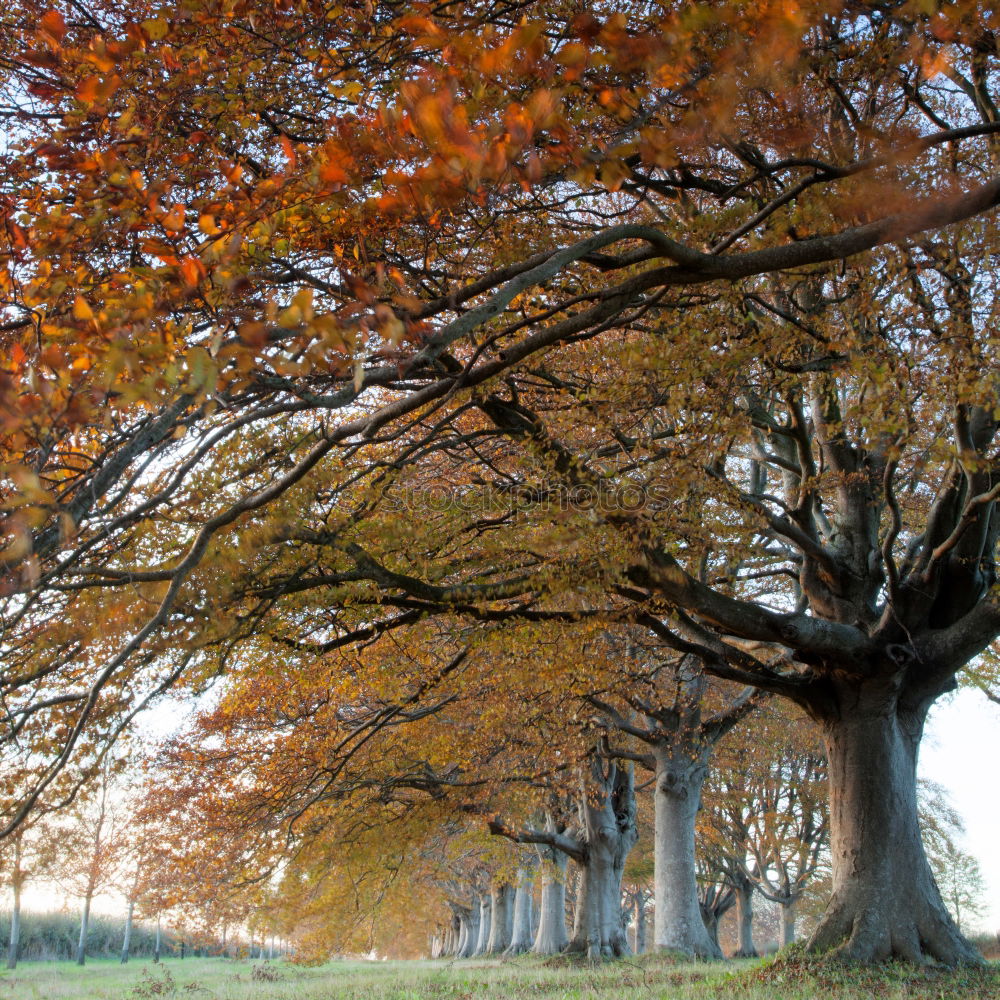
top-left (920, 686), bottom-right (1000, 933)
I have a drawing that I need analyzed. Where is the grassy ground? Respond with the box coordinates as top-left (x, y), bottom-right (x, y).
top-left (0, 952), bottom-right (997, 1000)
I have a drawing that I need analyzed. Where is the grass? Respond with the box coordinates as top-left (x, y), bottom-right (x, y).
top-left (0, 951), bottom-right (997, 1000)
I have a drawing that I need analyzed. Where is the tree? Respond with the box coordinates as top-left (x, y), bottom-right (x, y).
top-left (593, 643), bottom-right (765, 958)
top-left (3, 0), bottom-right (1000, 968)
top-left (58, 764), bottom-right (125, 966)
top-left (726, 707), bottom-right (829, 947)
top-left (0, 805), bottom-right (58, 969)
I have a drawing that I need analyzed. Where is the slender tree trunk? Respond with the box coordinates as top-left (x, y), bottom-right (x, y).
top-left (807, 691), bottom-right (981, 964)
top-left (533, 849), bottom-right (569, 954)
top-left (732, 876), bottom-right (757, 958)
top-left (7, 878), bottom-right (21, 970)
top-left (120, 900), bottom-right (135, 964)
top-left (486, 883), bottom-right (515, 953)
top-left (76, 893), bottom-right (92, 966)
top-left (154, 914), bottom-right (162, 962)
top-left (507, 869), bottom-right (535, 954)
top-left (781, 899), bottom-right (797, 947)
top-left (653, 744), bottom-right (721, 959)
top-left (474, 895), bottom-right (491, 956)
top-left (634, 895), bottom-right (647, 954)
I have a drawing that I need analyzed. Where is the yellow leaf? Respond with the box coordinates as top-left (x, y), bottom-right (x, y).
top-left (143, 17), bottom-right (170, 41)
top-left (73, 296), bottom-right (94, 321)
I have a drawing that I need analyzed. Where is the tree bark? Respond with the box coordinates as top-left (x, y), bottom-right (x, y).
top-left (459, 896), bottom-right (480, 958)
top-left (653, 743), bottom-right (722, 959)
top-left (507, 869), bottom-right (535, 955)
top-left (807, 691), bottom-right (982, 964)
top-left (565, 759), bottom-right (638, 960)
top-left (76, 893), bottom-right (92, 966)
top-left (633, 894), bottom-right (647, 954)
top-left (486, 883), bottom-right (515, 953)
top-left (474, 894), bottom-right (491, 956)
top-left (154, 914), bottom-right (162, 962)
top-left (7, 878), bottom-right (21, 970)
top-left (732, 875), bottom-right (757, 958)
top-left (781, 899), bottom-right (797, 947)
top-left (533, 848), bottom-right (569, 955)
top-left (121, 899), bottom-right (135, 964)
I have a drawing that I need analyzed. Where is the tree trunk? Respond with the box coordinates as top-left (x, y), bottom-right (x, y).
top-left (702, 908), bottom-right (720, 952)
top-left (459, 897), bottom-right (480, 958)
top-left (507, 869), bottom-right (535, 954)
top-left (474, 894), bottom-right (491, 956)
top-left (781, 899), bottom-right (796, 947)
top-left (732, 875), bottom-right (757, 958)
top-left (121, 900), bottom-right (135, 964)
top-left (653, 743), bottom-right (721, 959)
top-left (7, 878), bottom-right (21, 970)
top-left (154, 914), bottom-right (162, 962)
top-left (486, 883), bottom-right (515, 953)
top-left (807, 694), bottom-right (981, 964)
top-left (76, 893), bottom-right (92, 966)
top-left (633, 895), bottom-right (647, 954)
top-left (565, 759), bottom-right (638, 960)
top-left (699, 884), bottom-right (734, 954)
top-left (533, 849), bottom-right (569, 955)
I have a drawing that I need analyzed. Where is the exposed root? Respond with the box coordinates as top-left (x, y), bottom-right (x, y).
top-left (807, 897), bottom-right (984, 966)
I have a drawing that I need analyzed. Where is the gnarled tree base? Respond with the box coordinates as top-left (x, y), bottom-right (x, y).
top-left (808, 887), bottom-right (982, 966)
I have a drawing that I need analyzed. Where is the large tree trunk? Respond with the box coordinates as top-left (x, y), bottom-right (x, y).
top-left (732, 874), bottom-right (757, 958)
top-left (76, 893), bottom-right (92, 966)
top-left (486, 883), bottom-right (515, 953)
top-left (459, 897), bottom-right (480, 958)
top-left (653, 743), bottom-right (721, 959)
top-left (7, 878), bottom-right (21, 970)
top-left (507, 869), bottom-right (535, 955)
top-left (120, 900), bottom-right (135, 964)
top-left (808, 693), bottom-right (981, 964)
top-left (533, 849), bottom-right (569, 955)
top-left (565, 759), bottom-right (638, 960)
top-left (474, 894), bottom-right (492, 956)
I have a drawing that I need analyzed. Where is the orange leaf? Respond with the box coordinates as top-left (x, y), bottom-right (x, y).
top-left (39, 9), bottom-right (67, 45)
top-left (75, 76), bottom-right (100, 106)
top-left (72, 296), bottom-right (95, 322)
top-left (162, 204), bottom-right (186, 234)
top-left (198, 214), bottom-right (221, 236)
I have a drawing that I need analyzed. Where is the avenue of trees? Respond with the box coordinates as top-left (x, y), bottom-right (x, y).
top-left (1, 0), bottom-right (1000, 970)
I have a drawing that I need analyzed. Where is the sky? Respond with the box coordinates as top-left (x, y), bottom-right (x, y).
top-left (920, 686), bottom-right (1000, 933)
